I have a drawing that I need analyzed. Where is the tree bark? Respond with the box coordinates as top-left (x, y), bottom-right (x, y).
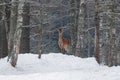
top-left (0, 0), bottom-right (8, 58)
top-left (107, 0), bottom-right (117, 67)
top-left (76, 0), bottom-right (86, 57)
top-left (11, 1), bottom-right (23, 67)
top-left (94, 0), bottom-right (100, 64)
top-left (86, 2), bottom-right (91, 57)
top-left (70, 0), bottom-right (79, 55)
top-left (20, 2), bottom-right (30, 53)
top-left (7, 0), bottom-right (19, 61)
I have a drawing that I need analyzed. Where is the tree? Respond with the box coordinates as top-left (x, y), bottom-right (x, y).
top-left (107, 0), bottom-right (117, 66)
top-left (0, 0), bottom-right (9, 58)
top-left (95, 0), bottom-right (119, 66)
top-left (94, 0), bottom-right (100, 64)
top-left (20, 2), bottom-right (30, 53)
top-left (7, 0), bottom-right (19, 62)
top-left (86, 1), bottom-right (91, 57)
top-left (76, 0), bottom-right (86, 57)
top-left (8, 0), bottom-right (24, 67)
top-left (38, 2), bottom-right (44, 59)
top-left (98, 0), bottom-right (109, 65)
top-left (70, 0), bottom-right (80, 55)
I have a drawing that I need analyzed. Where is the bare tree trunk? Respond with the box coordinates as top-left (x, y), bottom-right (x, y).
top-left (7, 0), bottom-right (19, 62)
top-left (10, 0), bottom-right (23, 67)
top-left (107, 0), bottom-right (117, 67)
top-left (38, 27), bottom-right (42, 59)
top-left (94, 0), bottom-right (100, 64)
top-left (0, 0), bottom-right (8, 58)
top-left (76, 0), bottom-right (87, 58)
top-left (86, 2), bottom-right (91, 57)
top-left (70, 0), bottom-right (79, 55)
top-left (38, 3), bottom-right (44, 59)
top-left (20, 2), bottom-right (30, 53)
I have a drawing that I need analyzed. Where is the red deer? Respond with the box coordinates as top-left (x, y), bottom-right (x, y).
top-left (58, 28), bottom-right (70, 55)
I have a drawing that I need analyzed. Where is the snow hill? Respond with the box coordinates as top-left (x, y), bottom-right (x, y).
top-left (0, 53), bottom-right (120, 80)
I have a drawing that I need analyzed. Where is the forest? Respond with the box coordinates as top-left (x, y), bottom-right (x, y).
top-left (0, 0), bottom-right (120, 68)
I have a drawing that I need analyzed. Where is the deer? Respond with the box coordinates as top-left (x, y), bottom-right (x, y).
top-left (58, 28), bottom-right (70, 55)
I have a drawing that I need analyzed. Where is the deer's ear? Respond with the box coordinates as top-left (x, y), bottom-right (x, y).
top-left (60, 28), bottom-right (63, 32)
top-left (61, 28), bottom-right (63, 32)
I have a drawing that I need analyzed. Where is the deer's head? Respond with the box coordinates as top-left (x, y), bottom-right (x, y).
top-left (58, 28), bottom-right (63, 34)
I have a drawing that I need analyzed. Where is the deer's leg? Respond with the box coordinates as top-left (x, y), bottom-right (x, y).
top-left (65, 46), bottom-right (69, 55)
top-left (59, 43), bottom-right (62, 53)
top-left (61, 48), bottom-right (64, 54)
top-left (66, 48), bottom-right (69, 55)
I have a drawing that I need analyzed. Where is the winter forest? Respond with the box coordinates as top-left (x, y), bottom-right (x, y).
top-left (1, 0), bottom-right (120, 80)
top-left (0, 0), bottom-right (120, 71)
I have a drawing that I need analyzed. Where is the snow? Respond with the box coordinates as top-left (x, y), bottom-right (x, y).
top-left (0, 53), bottom-right (120, 80)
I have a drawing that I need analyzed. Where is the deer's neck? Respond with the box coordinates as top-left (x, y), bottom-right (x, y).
top-left (59, 34), bottom-right (63, 41)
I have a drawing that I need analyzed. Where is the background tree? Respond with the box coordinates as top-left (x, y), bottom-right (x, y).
top-left (10, 0), bottom-right (23, 67)
top-left (76, 0), bottom-right (85, 57)
top-left (94, 0), bottom-right (100, 64)
top-left (105, 0), bottom-right (117, 66)
top-left (70, 0), bottom-right (79, 55)
top-left (7, 0), bottom-right (19, 62)
top-left (20, 2), bottom-right (30, 53)
top-left (95, 0), bottom-right (120, 66)
top-left (0, 0), bottom-right (9, 58)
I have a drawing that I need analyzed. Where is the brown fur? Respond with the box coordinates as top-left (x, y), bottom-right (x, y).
top-left (58, 28), bottom-right (70, 55)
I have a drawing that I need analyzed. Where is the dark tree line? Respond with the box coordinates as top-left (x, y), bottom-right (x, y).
top-left (70, 0), bottom-right (120, 66)
top-left (0, 0), bottom-right (120, 67)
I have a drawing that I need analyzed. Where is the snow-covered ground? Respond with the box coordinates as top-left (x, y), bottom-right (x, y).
top-left (0, 53), bottom-right (120, 80)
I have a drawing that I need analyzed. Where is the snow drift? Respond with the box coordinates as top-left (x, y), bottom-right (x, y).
top-left (0, 53), bottom-right (120, 80)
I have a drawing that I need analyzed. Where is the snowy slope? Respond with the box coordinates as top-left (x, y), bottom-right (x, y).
top-left (0, 53), bottom-right (120, 80)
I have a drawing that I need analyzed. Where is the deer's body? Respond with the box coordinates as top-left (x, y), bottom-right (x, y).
top-left (58, 29), bottom-right (70, 55)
